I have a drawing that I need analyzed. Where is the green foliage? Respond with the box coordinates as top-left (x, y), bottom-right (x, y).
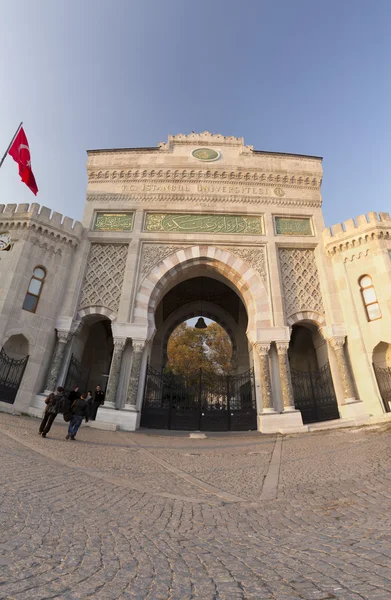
top-left (166, 321), bottom-right (232, 382)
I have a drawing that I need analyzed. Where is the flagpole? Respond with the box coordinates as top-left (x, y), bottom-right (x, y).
top-left (0, 122), bottom-right (23, 170)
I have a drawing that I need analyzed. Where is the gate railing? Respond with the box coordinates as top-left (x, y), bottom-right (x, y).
top-left (0, 348), bottom-right (29, 404)
top-left (290, 361), bottom-right (339, 423)
top-left (144, 366), bottom-right (256, 412)
top-left (63, 354), bottom-right (90, 397)
top-left (373, 364), bottom-right (391, 413)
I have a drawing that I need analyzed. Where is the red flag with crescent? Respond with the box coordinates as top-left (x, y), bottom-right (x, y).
top-left (8, 127), bottom-right (38, 195)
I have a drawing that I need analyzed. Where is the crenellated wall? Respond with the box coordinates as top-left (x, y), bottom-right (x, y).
top-left (322, 211), bottom-right (391, 415)
top-left (0, 204), bottom-right (85, 411)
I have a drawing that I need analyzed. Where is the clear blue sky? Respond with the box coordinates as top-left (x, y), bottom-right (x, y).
top-left (1, 0), bottom-right (390, 226)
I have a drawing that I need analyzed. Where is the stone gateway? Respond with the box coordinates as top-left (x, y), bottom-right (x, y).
top-left (0, 131), bottom-right (390, 433)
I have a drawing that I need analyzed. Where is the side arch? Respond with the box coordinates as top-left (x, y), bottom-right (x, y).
top-left (287, 311), bottom-right (326, 328)
top-left (77, 305), bottom-right (117, 322)
top-left (134, 245), bottom-right (270, 341)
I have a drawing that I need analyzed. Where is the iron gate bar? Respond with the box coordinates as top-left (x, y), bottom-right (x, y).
top-left (141, 366), bottom-right (257, 431)
top-left (63, 354), bottom-right (90, 397)
top-left (290, 361), bottom-right (339, 424)
top-left (0, 348), bottom-right (29, 404)
top-left (373, 364), bottom-right (391, 413)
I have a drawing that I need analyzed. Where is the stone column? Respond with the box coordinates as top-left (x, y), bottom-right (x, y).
top-left (254, 343), bottom-right (275, 411)
top-left (105, 338), bottom-right (127, 408)
top-left (45, 331), bottom-right (72, 392)
top-left (276, 342), bottom-right (295, 410)
top-left (126, 340), bottom-right (145, 406)
top-left (328, 336), bottom-right (356, 401)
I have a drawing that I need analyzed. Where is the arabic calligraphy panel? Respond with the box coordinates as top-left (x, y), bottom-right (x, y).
top-left (145, 213), bottom-right (264, 235)
top-left (94, 213), bottom-right (134, 231)
top-left (275, 217), bottom-right (312, 236)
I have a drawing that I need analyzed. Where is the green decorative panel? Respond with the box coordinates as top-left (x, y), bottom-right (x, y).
top-left (145, 213), bottom-right (264, 235)
top-left (94, 212), bottom-right (133, 231)
top-left (275, 217), bottom-right (312, 236)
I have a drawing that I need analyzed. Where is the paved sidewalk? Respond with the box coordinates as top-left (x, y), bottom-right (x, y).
top-left (0, 413), bottom-right (390, 599)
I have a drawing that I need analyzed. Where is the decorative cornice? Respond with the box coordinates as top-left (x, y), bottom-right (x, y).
top-left (87, 169), bottom-right (322, 189)
top-left (1, 221), bottom-right (79, 248)
top-left (87, 193), bottom-right (321, 208)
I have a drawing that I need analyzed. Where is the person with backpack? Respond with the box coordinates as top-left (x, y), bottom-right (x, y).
top-left (66, 393), bottom-right (90, 440)
top-left (38, 386), bottom-right (65, 438)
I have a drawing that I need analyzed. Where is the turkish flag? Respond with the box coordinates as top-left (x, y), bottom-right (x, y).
top-left (8, 127), bottom-right (38, 195)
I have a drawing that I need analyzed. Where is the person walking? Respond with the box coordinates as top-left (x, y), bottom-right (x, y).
top-left (38, 386), bottom-right (65, 438)
top-left (90, 385), bottom-right (105, 421)
top-left (66, 393), bottom-right (89, 440)
top-left (86, 390), bottom-right (93, 411)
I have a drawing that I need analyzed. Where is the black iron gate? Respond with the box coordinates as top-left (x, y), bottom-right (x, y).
top-left (63, 354), bottom-right (90, 397)
top-left (373, 364), bottom-right (391, 413)
top-left (141, 366), bottom-right (257, 431)
top-left (290, 362), bottom-right (339, 424)
top-left (0, 348), bottom-right (29, 404)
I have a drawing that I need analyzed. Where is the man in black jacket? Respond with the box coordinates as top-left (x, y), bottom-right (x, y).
top-left (90, 385), bottom-right (105, 420)
top-left (39, 387), bottom-right (65, 438)
top-left (66, 393), bottom-right (89, 440)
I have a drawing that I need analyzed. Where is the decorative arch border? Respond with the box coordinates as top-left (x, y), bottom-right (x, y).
top-left (2, 328), bottom-right (35, 349)
top-left (287, 310), bottom-right (326, 327)
top-left (134, 245), bottom-right (271, 338)
top-left (77, 305), bottom-right (117, 322)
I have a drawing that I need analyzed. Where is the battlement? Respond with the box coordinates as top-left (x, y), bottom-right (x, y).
top-left (0, 203), bottom-right (83, 241)
top-left (323, 212), bottom-right (391, 255)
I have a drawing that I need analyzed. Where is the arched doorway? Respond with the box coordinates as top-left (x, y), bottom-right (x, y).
top-left (64, 315), bottom-right (114, 395)
top-left (0, 334), bottom-right (29, 404)
top-left (289, 323), bottom-right (339, 423)
top-left (141, 274), bottom-right (257, 431)
top-left (372, 342), bottom-right (391, 412)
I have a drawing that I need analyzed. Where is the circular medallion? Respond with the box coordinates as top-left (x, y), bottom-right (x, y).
top-left (192, 148), bottom-right (220, 162)
top-left (0, 233), bottom-right (11, 251)
top-left (274, 187), bottom-right (285, 197)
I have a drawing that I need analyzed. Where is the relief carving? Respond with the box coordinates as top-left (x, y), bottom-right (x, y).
top-left (141, 244), bottom-right (185, 276)
top-left (223, 246), bottom-right (267, 282)
top-left (79, 243), bottom-right (128, 312)
top-left (279, 248), bottom-right (324, 318)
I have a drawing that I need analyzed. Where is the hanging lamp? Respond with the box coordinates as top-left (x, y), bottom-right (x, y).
top-left (194, 277), bottom-right (208, 329)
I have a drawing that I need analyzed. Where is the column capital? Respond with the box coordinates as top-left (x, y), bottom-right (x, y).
top-left (132, 339), bottom-right (146, 352)
top-left (328, 335), bottom-right (346, 351)
top-left (57, 330), bottom-right (72, 344)
top-left (253, 342), bottom-right (271, 356)
top-left (276, 341), bottom-right (290, 354)
top-left (113, 337), bottom-right (127, 351)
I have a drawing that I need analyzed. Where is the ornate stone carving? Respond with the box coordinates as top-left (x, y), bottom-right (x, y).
top-left (126, 341), bottom-right (145, 406)
top-left (86, 193), bottom-right (321, 209)
top-left (145, 213), bottom-right (264, 235)
top-left (328, 336), bottom-right (356, 400)
top-left (254, 343), bottom-right (273, 410)
top-left (45, 331), bottom-right (72, 391)
top-left (275, 217), bottom-right (312, 236)
top-left (279, 248), bottom-right (324, 318)
top-left (79, 243), bottom-right (128, 312)
top-left (276, 343), bottom-right (295, 409)
top-left (223, 246), bottom-right (267, 282)
top-left (105, 338), bottom-right (127, 406)
top-left (141, 244), bottom-right (185, 276)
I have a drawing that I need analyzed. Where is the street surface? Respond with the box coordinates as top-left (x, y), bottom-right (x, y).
top-left (0, 413), bottom-right (390, 600)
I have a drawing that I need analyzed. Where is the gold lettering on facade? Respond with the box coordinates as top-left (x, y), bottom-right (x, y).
top-left (119, 183), bottom-right (272, 196)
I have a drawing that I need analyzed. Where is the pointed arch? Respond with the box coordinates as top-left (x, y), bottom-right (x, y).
top-left (133, 245), bottom-right (270, 341)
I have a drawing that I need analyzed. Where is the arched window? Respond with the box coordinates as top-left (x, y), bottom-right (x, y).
top-left (23, 267), bottom-right (46, 313)
top-left (359, 275), bottom-right (381, 321)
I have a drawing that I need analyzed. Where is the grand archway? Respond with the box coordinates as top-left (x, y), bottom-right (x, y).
top-left (141, 268), bottom-right (258, 431)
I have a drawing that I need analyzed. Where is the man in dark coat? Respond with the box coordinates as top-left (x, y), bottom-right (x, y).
top-left (38, 387), bottom-right (65, 437)
top-left (66, 393), bottom-right (89, 440)
top-left (90, 385), bottom-right (105, 420)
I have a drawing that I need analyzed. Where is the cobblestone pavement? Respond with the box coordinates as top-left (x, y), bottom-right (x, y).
top-left (0, 413), bottom-right (390, 600)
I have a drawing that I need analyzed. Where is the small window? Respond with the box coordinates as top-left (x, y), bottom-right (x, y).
top-left (359, 275), bottom-right (381, 321)
top-left (23, 267), bottom-right (46, 313)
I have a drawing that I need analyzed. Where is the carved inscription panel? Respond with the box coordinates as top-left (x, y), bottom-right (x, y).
top-left (145, 213), bottom-right (264, 235)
